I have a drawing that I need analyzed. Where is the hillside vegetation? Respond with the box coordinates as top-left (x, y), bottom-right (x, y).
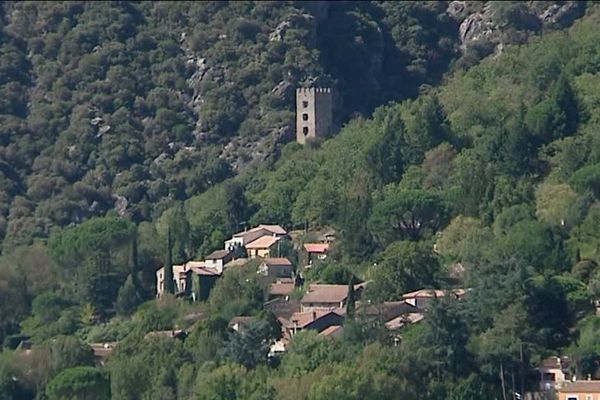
top-left (2, 1), bottom-right (600, 400)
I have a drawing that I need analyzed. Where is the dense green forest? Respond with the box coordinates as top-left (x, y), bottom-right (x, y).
top-left (2, 1), bottom-right (600, 399)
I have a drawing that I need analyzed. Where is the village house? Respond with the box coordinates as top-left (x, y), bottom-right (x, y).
top-left (246, 235), bottom-right (282, 258)
top-left (304, 243), bottom-right (329, 264)
top-left (156, 263), bottom-right (192, 297)
top-left (204, 249), bottom-right (233, 273)
top-left (355, 300), bottom-right (420, 326)
top-left (284, 310), bottom-right (344, 338)
top-left (537, 356), bottom-right (572, 393)
top-left (224, 224), bottom-right (287, 252)
top-left (156, 261), bottom-right (222, 300)
top-left (258, 257), bottom-right (294, 279)
top-left (144, 330), bottom-right (188, 341)
top-left (384, 313), bottom-right (425, 330)
top-left (558, 380), bottom-right (600, 400)
top-left (300, 283), bottom-right (364, 312)
top-left (401, 288), bottom-right (469, 309)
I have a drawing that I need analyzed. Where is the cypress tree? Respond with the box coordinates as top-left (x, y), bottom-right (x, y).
top-left (164, 226), bottom-right (175, 295)
top-left (346, 277), bottom-right (356, 319)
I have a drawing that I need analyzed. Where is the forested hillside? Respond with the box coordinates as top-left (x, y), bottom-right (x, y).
top-left (2, 1), bottom-right (600, 399)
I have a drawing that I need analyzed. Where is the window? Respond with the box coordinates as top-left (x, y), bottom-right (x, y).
top-left (586, 395), bottom-right (593, 400)
top-left (302, 101), bottom-right (308, 108)
top-left (302, 113), bottom-right (308, 121)
top-left (566, 396), bottom-right (578, 400)
top-left (302, 127), bottom-right (308, 135)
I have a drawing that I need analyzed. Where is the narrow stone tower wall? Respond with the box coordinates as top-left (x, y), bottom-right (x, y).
top-left (296, 88), bottom-right (333, 144)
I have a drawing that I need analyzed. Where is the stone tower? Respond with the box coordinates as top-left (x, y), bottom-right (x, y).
top-left (296, 87), bottom-right (333, 144)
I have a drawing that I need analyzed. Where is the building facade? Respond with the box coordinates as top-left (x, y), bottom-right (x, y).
top-left (296, 87), bottom-right (333, 144)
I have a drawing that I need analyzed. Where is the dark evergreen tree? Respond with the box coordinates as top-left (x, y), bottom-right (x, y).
top-left (346, 278), bottom-right (356, 319)
top-left (164, 226), bottom-right (175, 295)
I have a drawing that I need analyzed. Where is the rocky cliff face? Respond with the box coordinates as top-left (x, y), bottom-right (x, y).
top-left (448, 1), bottom-right (586, 60)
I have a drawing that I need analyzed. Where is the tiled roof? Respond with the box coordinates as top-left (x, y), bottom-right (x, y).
top-left (233, 226), bottom-right (266, 238)
top-left (205, 249), bottom-right (231, 260)
top-left (287, 310), bottom-right (340, 329)
top-left (319, 325), bottom-right (343, 337)
top-left (301, 284), bottom-right (349, 304)
top-left (304, 243), bottom-right (329, 253)
top-left (245, 235), bottom-right (281, 249)
top-left (559, 381), bottom-right (600, 393)
top-left (262, 257), bottom-right (293, 267)
top-left (259, 224), bottom-right (287, 235)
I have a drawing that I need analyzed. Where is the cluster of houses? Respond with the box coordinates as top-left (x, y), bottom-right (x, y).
top-left (155, 224), bottom-right (330, 301)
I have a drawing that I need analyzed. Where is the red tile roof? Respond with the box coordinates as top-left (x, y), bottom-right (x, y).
top-left (401, 288), bottom-right (468, 299)
top-left (301, 284), bottom-right (349, 304)
top-left (259, 224), bottom-right (287, 235)
top-left (246, 235), bottom-right (281, 249)
top-left (559, 381), bottom-right (600, 393)
top-left (303, 243), bottom-right (329, 253)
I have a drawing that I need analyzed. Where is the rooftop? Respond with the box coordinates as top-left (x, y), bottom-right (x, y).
top-left (190, 266), bottom-right (221, 276)
top-left (205, 249), bottom-right (231, 260)
top-left (384, 313), bottom-right (425, 330)
top-left (559, 381), bottom-right (600, 393)
top-left (246, 235), bottom-right (281, 249)
top-left (259, 224), bottom-right (287, 235)
top-left (319, 325), bottom-right (343, 337)
top-left (304, 243), bottom-right (329, 253)
top-left (287, 310), bottom-right (341, 329)
top-left (228, 316), bottom-right (257, 328)
top-left (301, 284), bottom-right (352, 304)
top-left (262, 257), bottom-right (293, 267)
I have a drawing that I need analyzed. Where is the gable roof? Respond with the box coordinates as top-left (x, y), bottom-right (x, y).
top-left (205, 249), bottom-right (231, 260)
top-left (246, 235), bottom-right (281, 249)
top-left (232, 226), bottom-right (267, 238)
top-left (287, 310), bottom-right (343, 329)
top-left (262, 257), bottom-right (293, 267)
top-left (301, 284), bottom-right (349, 304)
top-left (304, 243), bottom-right (329, 253)
top-left (258, 224), bottom-right (287, 235)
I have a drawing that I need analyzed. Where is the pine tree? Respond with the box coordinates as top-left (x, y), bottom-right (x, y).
top-left (164, 226), bottom-right (175, 295)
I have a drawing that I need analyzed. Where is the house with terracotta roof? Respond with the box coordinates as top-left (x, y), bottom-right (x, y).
top-left (89, 342), bottom-right (117, 366)
top-left (300, 283), bottom-right (364, 312)
top-left (384, 313), bottom-right (424, 330)
top-left (156, 263), bottom-right (194, 297)
top-left (258, 257), bottom-right (294, 278)
top-left (156, 261), bottom-right (223, 300)
top-left (284, 310), bottom-right (344, 338)
top-left (304, 243), bottom-right (329, 264)
top-left (558, 380), bottom-right (600, 400)
top-left (537, 356), bottom-right (572, 393)
top-left (401, 288), bottom-right (469, 309)
top-left (356, 300), bottom-right (419, 325)
top-left (224, 224), bottom-right (287, 252)
top-left (246, 235), bottom-right (282, 258)
top-left (204, 249), bottom-right (233, 273)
